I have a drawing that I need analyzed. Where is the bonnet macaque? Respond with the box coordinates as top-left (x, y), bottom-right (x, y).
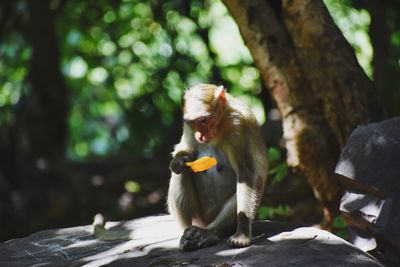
top-left (168, 84), bottom-right (268, 251)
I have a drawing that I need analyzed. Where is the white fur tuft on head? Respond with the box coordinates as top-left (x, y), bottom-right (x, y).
top-left (214, 85), bottom-right (225, 98)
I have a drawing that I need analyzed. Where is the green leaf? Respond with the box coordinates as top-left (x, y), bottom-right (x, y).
top-left (333, 215), bottom-right (347, 228)
top-left (268, 147), bottom-right (281, 162)
top-left (258, 206), bottom-right (269, 220)
top-left (258, 205), bottom-right (293, 220)
top-left (124, 180), bottom-right (141, 193)
top-left (270, 163), bottom-right (288, 184)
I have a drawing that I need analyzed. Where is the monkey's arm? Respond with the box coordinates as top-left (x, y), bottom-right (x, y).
top-left (172, 124), bottom-right (197, 157)
top-left (170, 124), bottom-right (198, 174)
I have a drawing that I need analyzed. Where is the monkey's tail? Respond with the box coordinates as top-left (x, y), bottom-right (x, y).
top-left (92, 213), bottom-right (131, 241)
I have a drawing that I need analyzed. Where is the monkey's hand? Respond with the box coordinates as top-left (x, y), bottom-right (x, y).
top-left (227, 232), bottom-right (251, 248)
top-left (180, 225), bottom-right (219, 251)
top-left (169, 153), bottom-right (196, 174)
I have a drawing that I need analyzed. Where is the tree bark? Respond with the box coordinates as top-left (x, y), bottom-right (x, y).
top-left (280, 0), bottom-right (384, 141)
top-left (222, 0), bottom-right (385, 227)
top-left (25, 0), bottom-right (69, 160)
top-left (365, 0), bottom-right (399, 116)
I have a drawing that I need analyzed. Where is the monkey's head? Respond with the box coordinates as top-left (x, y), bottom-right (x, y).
top-left (183, 84), bottom-right (227, 143)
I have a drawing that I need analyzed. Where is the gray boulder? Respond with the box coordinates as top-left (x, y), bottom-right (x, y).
top-left (336, 117), bottom-right (400, 194)
top-left (0, 215), bottom-right (382, 266)
top-left (336, 117), bottom-right (400, 265)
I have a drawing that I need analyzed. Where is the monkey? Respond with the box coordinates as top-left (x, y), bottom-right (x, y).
top-left (168, 84), bottom-right (268, 251)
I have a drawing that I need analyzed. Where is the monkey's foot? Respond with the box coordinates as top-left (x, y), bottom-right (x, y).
top-left (227, 232), bottom-right (251, 248)
top-left (179, 226), bottom-right (219, 251)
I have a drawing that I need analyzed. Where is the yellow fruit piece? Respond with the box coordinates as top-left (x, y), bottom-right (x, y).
top-left (186, 156), bottom-right (218, 172)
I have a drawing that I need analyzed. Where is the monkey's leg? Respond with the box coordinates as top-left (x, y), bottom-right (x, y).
top-left (227, 182), bottom-right (255, 248)
top-left (180, 194), bottom-right (236, 251)
top-left (168, 171), bottom-right (201, 228)
top-left (207, 194), bottom-right (237, 236)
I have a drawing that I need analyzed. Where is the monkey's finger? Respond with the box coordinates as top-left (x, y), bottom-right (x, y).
top-left (198, 233), bottom-right (218, 247)
top-left (170, 158), bottom-right (189, 174)
top-left (183, 226), bottom-right (201, 239)
top-left (227, 234), bottom-right (251, 248)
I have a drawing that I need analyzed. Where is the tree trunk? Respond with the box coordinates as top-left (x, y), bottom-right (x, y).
top-left (24, 0), bottom-right (69, 160)
top-left (365, 0), bottom-right (400, 116)
top-left (222, 0), bottom-right (385, 227)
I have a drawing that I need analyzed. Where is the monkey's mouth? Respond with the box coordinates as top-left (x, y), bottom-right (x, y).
top-left (195, 131), bottom-right (213, 143)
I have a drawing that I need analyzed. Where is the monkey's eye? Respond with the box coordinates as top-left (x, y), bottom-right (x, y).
top-left (196, 116), bottom-right (209, 126)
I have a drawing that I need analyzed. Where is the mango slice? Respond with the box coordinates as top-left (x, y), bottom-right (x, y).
top-left (186, 156), bottom-right (218, 172)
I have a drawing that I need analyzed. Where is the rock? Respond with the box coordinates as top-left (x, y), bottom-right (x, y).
top-left (335, 117), bottom-right (400, 266)
top-left (0, 215), bottom-right (382, 266)
top-left (336, 117), bottom-right (400, 195)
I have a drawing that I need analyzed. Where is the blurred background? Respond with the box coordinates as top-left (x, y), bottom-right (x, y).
top-left (1, 0), bottom-right (399, 242)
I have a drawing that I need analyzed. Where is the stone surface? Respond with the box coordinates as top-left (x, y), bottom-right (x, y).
top-left (335, 117), bottom-right (400, 196)
top-left (335, 117), bottom-right (400, 266)
top-left (0, 215), bottom-right (382, 267)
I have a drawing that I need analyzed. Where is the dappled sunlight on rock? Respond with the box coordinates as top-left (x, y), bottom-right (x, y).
top-left (66, 239), bottom-right (98, 249)
top-left (268, 227), bottom-right (345, 245)
top-left (215, 247), bottom-right (249, 257)
top-left (0, 215), bottom-right (383, 266)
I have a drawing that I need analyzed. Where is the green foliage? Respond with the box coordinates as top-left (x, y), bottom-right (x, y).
top-left (332, 215), bottom-right (349, 240)
top-left (270, 162), bottom-right (289, 185)
top-left (0, 0), bottom-right (264, 160)
top-left (267, 147), bottom-right (281, 162)
top-left (0, 0), bottom-right (30, 131)
top-left (268, 147), bottom-right (288, 184)
top-left (56, 0), bottom-right (263, 159)
top-left (324, 0), bottom-right (372, 77)
top-left (124, 180), bottom-right (141, 193)
top-left (258, 205), bottom-right (293, 220)
top-left (333, 215), bottom-right (347, 228)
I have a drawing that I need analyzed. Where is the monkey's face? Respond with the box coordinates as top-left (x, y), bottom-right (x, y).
top-left (187, 115), bottom-right (217, 143)
top-left (183, 84), bottom-right (227, 144)
top-left (183, 100), bottom-right (219, 143)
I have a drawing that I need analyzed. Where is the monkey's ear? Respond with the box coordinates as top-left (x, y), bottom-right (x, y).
top-left (215, 85), bottom-right (226, 105)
